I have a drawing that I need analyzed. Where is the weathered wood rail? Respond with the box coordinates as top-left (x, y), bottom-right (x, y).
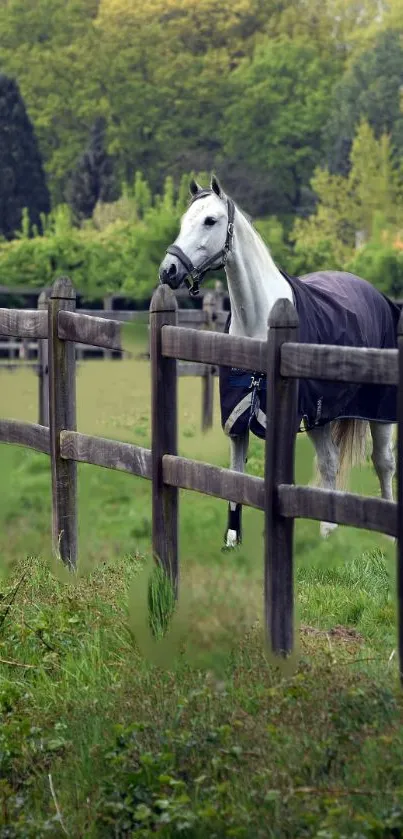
top-left (0, 277), bottom-right (402, 681)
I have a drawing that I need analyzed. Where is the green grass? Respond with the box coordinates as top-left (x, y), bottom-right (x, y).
top-left (0, 360), bottom-right (402, 837)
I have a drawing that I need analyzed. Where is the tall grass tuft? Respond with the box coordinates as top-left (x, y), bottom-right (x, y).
top-left (148, 563), bottom-right (177, 640)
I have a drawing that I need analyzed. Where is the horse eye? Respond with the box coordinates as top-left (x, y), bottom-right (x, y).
top-left (204, 216), bottom-right (216, 227)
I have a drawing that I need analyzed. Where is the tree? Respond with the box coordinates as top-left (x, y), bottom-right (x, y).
top-left (0, 0), bottom-right (282, 202)
top-left (222, 37), bottom-right (340, 216)
top-left (266, 0), bottom-right (383, 57)
top-left (348, 120), bottom-right (401, 236)
top-left (66, 117), bottom-right (117, 221)
top-left (92, 2), bottom-right (233, 191)
top-left (0, 73), bottom-right (50, 239)
top-left (292, 168), bottom-right (354, 265)
top-left (1, 0), bottom-right (399, 214)
top-left (292, 120), bottom-right (402, 266)
top-left (324, 29), bottom-right (403, 176)
top-left (0, 1), bottom-right (105, 204)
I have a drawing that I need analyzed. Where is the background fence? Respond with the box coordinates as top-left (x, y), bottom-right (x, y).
top-left (0, 275), bottom-right (402, 680)
top-left (0, 282), bottom-right (228, 431)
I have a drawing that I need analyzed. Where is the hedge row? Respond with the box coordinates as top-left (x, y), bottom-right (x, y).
top-left (1, 205), bottom-right (403, 301)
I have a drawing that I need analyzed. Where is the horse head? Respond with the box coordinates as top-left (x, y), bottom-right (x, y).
top-left (158, 175), bottom-right (234, 296)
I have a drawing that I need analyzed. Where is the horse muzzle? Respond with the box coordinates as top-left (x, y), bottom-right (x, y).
top-left (158, 257), bottom-right (185, 289)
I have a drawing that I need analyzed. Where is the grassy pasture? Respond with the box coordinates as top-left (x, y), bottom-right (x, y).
top-left (0, 358), bottom-right (403, 838)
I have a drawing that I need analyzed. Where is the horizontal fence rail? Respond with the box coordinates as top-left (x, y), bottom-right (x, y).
top-left (59, 315), bottom-right (233, 357)
top-left (178, 362), bottom-right (215, 377)
top-left (0, 340), bottom-right (38, 351)
top-left (0, 282), bottom-right (230, 307)
top-left (58, 311), bottom-right (123, 351)
top-left (0, 419), bottom-right (50, 454)
top-left (0, 277), bottom-right (402, 682)
top-left (281, 343), bottom-right (398, 385)
top-left (0, 309), bottom-right (47, 339)
top-left (0, 288), bottom-right (223, 432)
top-left (0, 310), bottom-right (226, 345)
top-left (60, 430), bottom-right (152, 479)
top-left (0, 360), bottom-right (38, 369)
top-left (277, 484), bottom-right (397, 538)
top-left (162, 454), bottom-right (265, 509)
top-left (161, 325), bottom-right (266, 371)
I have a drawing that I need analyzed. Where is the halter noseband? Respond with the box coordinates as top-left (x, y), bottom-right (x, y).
top-left (165, 190), bottom-right (235, 296)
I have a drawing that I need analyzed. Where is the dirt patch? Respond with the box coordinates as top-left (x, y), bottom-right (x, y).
top-left (300, 624), bottom-right (364, 643)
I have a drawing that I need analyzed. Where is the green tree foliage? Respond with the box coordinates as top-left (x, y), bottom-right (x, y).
top-left (325, 29), bottom-right (403, 176)
top-left (66, 117), bottom-right (117, 222)
top-left (268, 0), bottom-right (383, 56)
top-left (253, 216), bottom-right (293, 271)
top-left (0, 0), bottom-right (101, 204)
top-left (0, 0), bottom-right (347, 216)
top-left (222, 38), bottom-right (341, 214)
top-left (348, 121), bottom-right (401, 236)
top-left (0, 0), bottom-right (403, 280)
top-left (293, 120), bottom-right (403, 282)
top-left (346, 242), bottom-right (403, 298)
top-left (0, 73), bottom-right (50, 239)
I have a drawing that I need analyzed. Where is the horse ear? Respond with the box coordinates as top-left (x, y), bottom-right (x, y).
top-left (211, 174), bottom-right (223, 198)
top-left (189, 178), bottom-right (202, 196)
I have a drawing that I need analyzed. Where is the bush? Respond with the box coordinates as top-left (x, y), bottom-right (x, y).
top-left (8, 172), bottom-right (403, 301)
top-left (0, 204), bottom-right (124, 298)
top-left (0, 172), bottom-right (219, 301)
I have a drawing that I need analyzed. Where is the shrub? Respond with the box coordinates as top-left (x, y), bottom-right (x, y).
top-left (0, 172), bottom-right (216, 300)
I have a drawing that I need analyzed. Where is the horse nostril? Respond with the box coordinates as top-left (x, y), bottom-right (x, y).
top-left (168, 263), bottom-right (177, 278)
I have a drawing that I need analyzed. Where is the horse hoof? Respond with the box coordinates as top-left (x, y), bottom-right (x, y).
top-left (320, 521), bottom-right (338, 539)
top-left (223, 529), bottom-right (240, 549)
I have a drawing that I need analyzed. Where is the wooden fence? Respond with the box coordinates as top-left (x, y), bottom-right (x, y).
top-left (0, 276), bottom-right (402, 680)
top-left (0, 285), bottom-right (227, 432)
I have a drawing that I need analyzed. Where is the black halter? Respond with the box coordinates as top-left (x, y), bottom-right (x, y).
top-left (166, 190), bottom-right (235, 296)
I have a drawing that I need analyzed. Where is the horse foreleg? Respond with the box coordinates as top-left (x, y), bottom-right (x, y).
top-left (370, 421), bottom-right (395, 501)
top-left (225, 433), bottom-right (249, 548)
top-left (308, 424), bottom-right (340, 538)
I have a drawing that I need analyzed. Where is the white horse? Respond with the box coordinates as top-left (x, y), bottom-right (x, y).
top-left (159, 176), bottom-right (396, 548)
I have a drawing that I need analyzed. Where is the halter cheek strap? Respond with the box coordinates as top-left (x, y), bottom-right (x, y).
top-left (165, 193), bottom-right (235, 296)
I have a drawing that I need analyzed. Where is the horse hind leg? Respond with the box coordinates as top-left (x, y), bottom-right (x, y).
top-left (370, 421), bottom-right (395, 501)
top-left (225, 432), bottom-right (249, 548)
top-left (308, 424), bottom-right (340, 538)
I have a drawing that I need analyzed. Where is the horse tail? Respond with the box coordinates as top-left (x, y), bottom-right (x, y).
top-left (331, 419), bottom-right (369, 490)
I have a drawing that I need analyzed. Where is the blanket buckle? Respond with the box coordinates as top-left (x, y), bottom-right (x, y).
top-left (250, 375), bottom-right (262, 390)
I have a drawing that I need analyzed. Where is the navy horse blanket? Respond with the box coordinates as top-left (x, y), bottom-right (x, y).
top-left (219, 270), bottom-right (401, 438)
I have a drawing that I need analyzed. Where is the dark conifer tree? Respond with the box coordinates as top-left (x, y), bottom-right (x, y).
top-left (0, 74), bottom-right (50, 239)
top-left (66, 117), bottom-right (117, 221)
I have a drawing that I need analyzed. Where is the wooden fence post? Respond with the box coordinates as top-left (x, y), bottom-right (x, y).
top-left (19, 338), bottom-right (29, 361)
top-left (214, 279), bottom-right (225, 314)
top-left (48, 277), bottom-right (77, 569)
top-left (103, 294), bottom-right (114, 360)
top-left (37, 290), bottom-right (49, 426)
top-left (397, 311), bottom-right (403, 683)
top-left (150, 285), bottom-right (179, 593)
top-left (264, 298), bottom-right (299, 658)
top-left (201, 291), bottom-right (215, 431)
